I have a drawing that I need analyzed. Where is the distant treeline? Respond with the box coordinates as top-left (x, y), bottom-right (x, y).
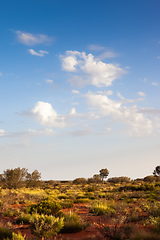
top-left (0, 166), bottom-right (159, 189)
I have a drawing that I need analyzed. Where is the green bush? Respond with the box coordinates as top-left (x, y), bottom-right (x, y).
top-left (16, 213), bottom-right (32, 225)
top-left (74, 198), bottom-right (90, 203)
top-left (30, 214), bottom-right (64, 239)
top-left (60, 200), bottom-right (74, 209)
top-left (12, 232), bottom-right (25, 240)
top-left (89, 200), bottom-right (115, 216)
top-left (61, 212), bottom-right (87, 233)
top-left (27, 199), bottom-right (62, 216)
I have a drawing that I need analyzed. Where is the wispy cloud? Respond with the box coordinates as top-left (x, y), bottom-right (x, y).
top-left (28, 49), bottom-right (49, 57)
top-left (152, 82), bottom-right (159, 86)
top-left (45, 79), bottom-right (53, 84)
top-left (16, 31), bottom-right (54, 46)
top-left (72, 90), bottom-right (80, 94)
top-left (88, 44), bottom-right (105, 51)
top-left (60, 51), bottom-right (126, 88)
top-left (0, 72), bottom-right (2, 77)
top-left (96, 51), bottom-right (117, 61)
top-left (137, 92), bottom-right (146, 97)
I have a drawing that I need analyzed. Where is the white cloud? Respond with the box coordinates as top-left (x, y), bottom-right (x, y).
top-left (28, 128), bottom-right (55, 136)
top-left (117, 92), bottom-right (144, 104)
top-left (31, 101), bottom-right (66, 128)
top-left (61, 51), bottom-right (126, 87)
top-left (45, 79), bottom-right (53, 84)
top-left (0, 129), bottom-right (6, 136)
top-left (0, 72), bottom-right (2, 77)
top-left (72, 90), bottom-right (80, 94)
top-left (86, 91), bottom-right (153, 137)
top-left (61, 55), bottom-right (78, 72)
top-left (28, 49), bottom-right (49, 57)
top-left (152, 82), bottom-right (159, 86)
top-left (97, 90), bottom-right (113, 95)
top-left (16, 31), bottom-right (53, 46)
top-left (137, 92), bottom-right (146, 97)
top-left (70, 107), bottom-right (76, 115)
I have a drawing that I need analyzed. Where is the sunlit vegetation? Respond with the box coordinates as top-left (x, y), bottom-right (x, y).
top-left (0, 166), bottom-right (160, 239)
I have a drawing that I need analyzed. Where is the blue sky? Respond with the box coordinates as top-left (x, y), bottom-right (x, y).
top-left (0, 0), bottom-right (160, 180)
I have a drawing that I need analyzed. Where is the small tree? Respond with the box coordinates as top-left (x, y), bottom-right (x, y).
top-left (1, 167), bottom-right (28, 189)
top-left (99, 168), bottom-right (109, 182)
top-left (26, 170), bottom-right (41, 187)
top-left (153, 166), bottom-right (160, 176)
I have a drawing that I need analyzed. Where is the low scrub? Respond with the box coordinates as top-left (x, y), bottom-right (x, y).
top-left (27, 199), bottom-right (62, 216)
top-left (89, 200), bottom-right (115, 216)
top-left (30, 214), bottom-right (64, 239)
top-left (61, 211), bottom-right (87, 233)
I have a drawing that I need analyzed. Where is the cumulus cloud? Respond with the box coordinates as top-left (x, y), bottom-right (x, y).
top-left (86, 91), bottom-right (153, 137)
top-left (31, 101), bottom-right (66, 128)
top-left (28, 49), bottom-right (49, 57)
top-left (16, 31), bottom-right (53, 46)
top-left (60, 51), bottom-right (126, 88)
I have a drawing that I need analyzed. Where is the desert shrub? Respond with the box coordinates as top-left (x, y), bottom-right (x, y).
top-left (12, 232), bottom-right (25, 240)
top-left (60, 200), bottom-right (74, 209)
top-left (143, 175), bottom-right (156, 182)
top-left (89, 200), bottom-right (115, 216)
top-left (74, 198), bottom-right (90, 203)
top-left (4, 209), bottom-right (20, 217)
top-left (27, 199), bottom-right (62, 216)
top-left (84, 192), bottom-right (95, 199)
top-left (108, 177), bottom-right (131, 183)
top-left (16, 213), bottom-right (32, 224)
top-left (97, 216), bottom-right (133, 240)
top-left (0, 224), bottom-right (12, 240)
top-left (30, 214), bottom-right (64, 239)
top-left (58, 194), bottom-right (68, 200)
top-left (73, 178), bottom-right (87, 184)
top-left (149, 202), bottom-right (160, 217)
top-left (61, 212), bottom-right (87, 233)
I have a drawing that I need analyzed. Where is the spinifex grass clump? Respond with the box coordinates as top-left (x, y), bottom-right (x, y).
top-left (89, 200), bottom-right (115, 216)
top-left (30, 214), bottom-right (64, 239)
top-left (16, 213), bottom-right (32, 225)
top-left (61, 211), bottom-right (87, 233)
top-left (27, 199), bottom-right (62, 216)
top-left (12, 232), bottom-right (25, 240)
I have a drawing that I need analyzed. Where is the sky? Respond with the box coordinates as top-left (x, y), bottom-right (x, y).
top-left (0, 0), bottom-right (160, 180)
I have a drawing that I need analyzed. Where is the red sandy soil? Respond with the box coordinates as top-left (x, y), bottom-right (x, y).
top-left (0, 204), bottom-right (104, 240)
top-left (0, 203), bottom-right (153, 240)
